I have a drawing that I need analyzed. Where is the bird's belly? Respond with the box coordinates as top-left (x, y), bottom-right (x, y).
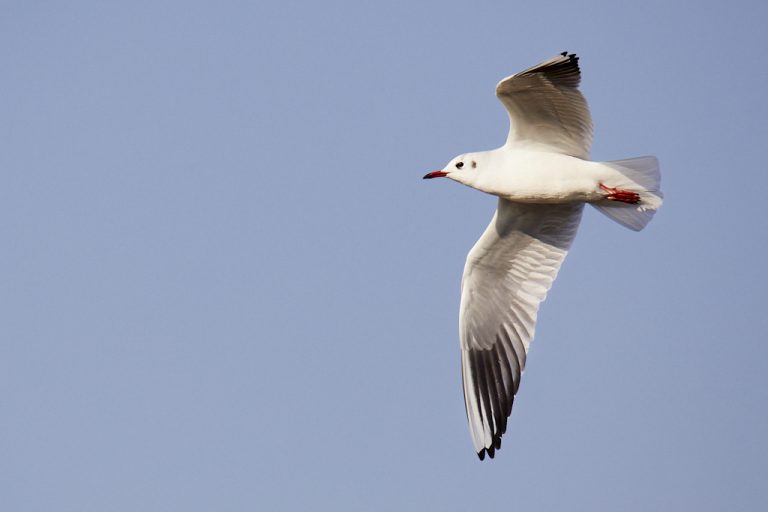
top-left (496, 176), bottom-right (596, 203)
top-left (483, 156), bottom-right (604, 203)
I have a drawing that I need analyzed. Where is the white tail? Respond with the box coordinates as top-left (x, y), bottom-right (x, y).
top-left (592, 156), bottom-right (663, 231)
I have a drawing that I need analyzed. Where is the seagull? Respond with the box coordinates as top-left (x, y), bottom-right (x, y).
top-left (423, 53), bottom-right (662, 460)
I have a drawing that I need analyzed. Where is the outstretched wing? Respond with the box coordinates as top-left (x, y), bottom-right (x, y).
top-left (460, 199), bottom-right (583, 460)
top-left (496, 52), bottom-right (593, 159)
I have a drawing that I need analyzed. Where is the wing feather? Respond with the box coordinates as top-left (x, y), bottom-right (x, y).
top-left (495, 52), bottom-right (593, 158)
top-left (460, 199), bottom-right (583, 459)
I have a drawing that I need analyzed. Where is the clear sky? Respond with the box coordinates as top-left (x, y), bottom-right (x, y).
top-left (3, 1), bottom-right (767, 510)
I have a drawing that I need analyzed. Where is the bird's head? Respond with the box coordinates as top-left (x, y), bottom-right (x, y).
top-left (423, 153), bottom-right (482, 186)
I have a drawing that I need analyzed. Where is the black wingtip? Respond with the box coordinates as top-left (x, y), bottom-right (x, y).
top-left (477, 441), bottom-right (503, 461)
top-left (558, 51), bottom-right (579, 66)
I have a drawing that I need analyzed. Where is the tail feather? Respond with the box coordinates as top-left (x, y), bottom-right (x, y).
top-left (592, 156), bottom-right (663, 231)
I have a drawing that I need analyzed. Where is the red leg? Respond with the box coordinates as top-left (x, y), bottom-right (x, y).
top-left (599, 183), bottom-right (640, 204)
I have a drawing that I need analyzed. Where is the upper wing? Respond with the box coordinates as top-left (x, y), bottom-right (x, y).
top-left (496, 52), bottom-right (593, 159)
top-left (460, 199), bottom-right (583, 460)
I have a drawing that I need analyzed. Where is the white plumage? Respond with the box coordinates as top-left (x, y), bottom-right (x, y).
top-left (423, 53), bottom-right (663, 460)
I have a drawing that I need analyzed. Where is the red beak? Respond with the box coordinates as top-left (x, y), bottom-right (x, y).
top-left (423, 171), bottom-right (448, 179)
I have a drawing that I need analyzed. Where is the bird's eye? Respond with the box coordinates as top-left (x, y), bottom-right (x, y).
top-left (455, 162), bottom-right (464, 169)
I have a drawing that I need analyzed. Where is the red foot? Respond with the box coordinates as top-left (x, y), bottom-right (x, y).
top-left (599, 183), bottom-right (640, 204)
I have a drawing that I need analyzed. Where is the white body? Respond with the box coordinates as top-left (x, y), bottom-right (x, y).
top-left (424, 53), bottom-right (663, 460)
top-left (452, 149), bottom-right (612, 203)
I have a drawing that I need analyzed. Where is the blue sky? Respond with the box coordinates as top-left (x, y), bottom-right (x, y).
top-left (3, 1), bottom-right (767, 510)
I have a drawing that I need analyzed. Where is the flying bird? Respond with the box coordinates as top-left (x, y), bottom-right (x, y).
top-left (423, 53), bottom-right (662, 460)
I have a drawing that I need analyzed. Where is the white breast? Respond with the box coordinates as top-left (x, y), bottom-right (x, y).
top-left (476, 150), bottom-right (607, 203)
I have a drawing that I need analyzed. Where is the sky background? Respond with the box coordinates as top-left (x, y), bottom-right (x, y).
top-left (3, 1), bottom-right (768, 510)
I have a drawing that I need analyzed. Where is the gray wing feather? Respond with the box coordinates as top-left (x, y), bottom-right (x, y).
top-left (460, 199), bottom-right (583, 459)
top-left (496, 53), bottom-right (593, 158)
